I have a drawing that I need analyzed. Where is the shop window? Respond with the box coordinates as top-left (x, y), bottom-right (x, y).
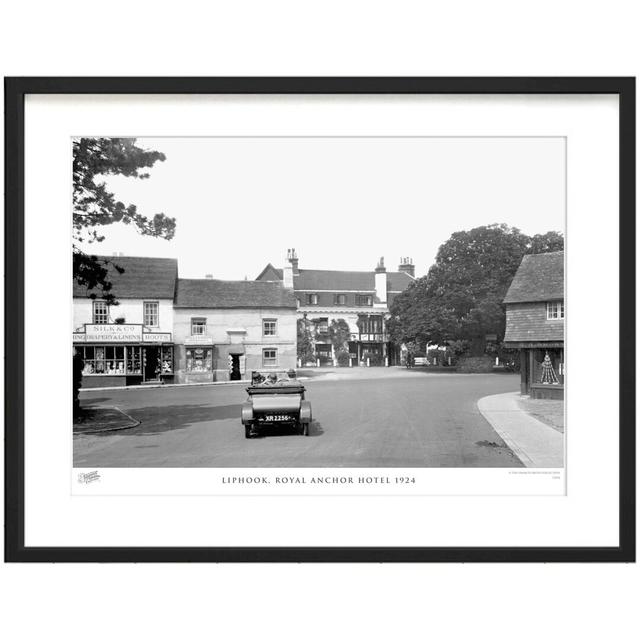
top-left (356, 294), bottom-right (373, 306)
top-left (79, 345), bottom-right (126, 375)
top-left (334, 294), bottom-right (347, 305)
top-left (92, 300), bottom-right (108, 324)
top-left (144, 301), bottom-right (159, 327)
top-left (126, 346), bottom-right (142, 374)
top-left (262, 348), bottom-right (277, 367)
top-left (191, 317), bottom-right (207, 335)
top-left (263, 319), bottom-right (277, 337)
top-left (305, 293), bottom-right (318, 305)
top-left (546, 301), bottom-right (564, 320)
top-left (186, 347), bottom-right (212, 373)
top-left (160, 346), bottom-right (173, 374)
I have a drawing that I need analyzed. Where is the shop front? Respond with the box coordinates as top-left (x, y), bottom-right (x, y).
top-left (73, 324), bottom-right (174, 388)
top-left (515, 341), bottom-right (564, 399)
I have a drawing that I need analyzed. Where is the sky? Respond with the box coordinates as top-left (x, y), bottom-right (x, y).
top-left (83, 137), bottom-right (566, 280)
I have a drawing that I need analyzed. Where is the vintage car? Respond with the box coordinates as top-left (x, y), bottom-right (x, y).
top-left (241, 369), bottom-right (312, 438)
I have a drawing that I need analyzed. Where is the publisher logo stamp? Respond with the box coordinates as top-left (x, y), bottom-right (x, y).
top-left (78, 470), bottom-right (101, 484)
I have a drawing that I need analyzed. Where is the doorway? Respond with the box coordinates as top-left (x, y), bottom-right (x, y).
top-left (230, 354), bottom-right (241, 381)
top-left (143, 347), bottom-right (160, 381)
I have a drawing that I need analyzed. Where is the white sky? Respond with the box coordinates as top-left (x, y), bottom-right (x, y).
top-left (87, 137), bottom-right (565, 279)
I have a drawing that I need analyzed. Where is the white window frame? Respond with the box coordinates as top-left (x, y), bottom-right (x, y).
top-left (191, 317), bottom-right (207, 335)
top-left (334, 293), bottom-right (347, 305)
top-left (546, 301), bottom-right (565, 320)
top-left (92, 300), bottom-right (108, 324)
top-left (306, 293), bottom-right (318, 305)
top-left (143, 301), bottom-right (159, 327)
top-left (262, 348), bottom-right (278, 367)
top-left (263, 318), bottom-right (277, 337)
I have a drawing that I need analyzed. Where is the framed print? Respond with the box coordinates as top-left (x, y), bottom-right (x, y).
top-left (4, 77), bottom-right (635, 562)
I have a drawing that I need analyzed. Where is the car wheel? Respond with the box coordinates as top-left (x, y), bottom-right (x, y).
top-left (302, 422), bottom-right (309, 436)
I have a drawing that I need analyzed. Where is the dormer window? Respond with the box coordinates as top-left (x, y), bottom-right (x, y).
top-left (546, 301), bottom-right (564, 320)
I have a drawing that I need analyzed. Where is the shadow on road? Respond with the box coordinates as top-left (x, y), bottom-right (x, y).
top-left (80, 397), bottom-right (112, 406)
top-left (87, 403), bottom-right (242, 437)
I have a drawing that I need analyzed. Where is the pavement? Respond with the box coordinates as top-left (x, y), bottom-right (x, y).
top-left (74, 367), bottom-right (526, 468)
top-left (73, 406), bottom-right (140, 434)
top-left (477, 392), bottom-right (564, 468)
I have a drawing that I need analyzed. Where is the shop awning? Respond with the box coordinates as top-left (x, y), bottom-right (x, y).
top-left (227, 345), bottom-right (246, 355)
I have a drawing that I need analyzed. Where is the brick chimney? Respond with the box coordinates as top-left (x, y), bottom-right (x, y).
top-left (283, 249), bottom-right (294, 288)
top-left (398, 257), bottom-right (415, 278)
top-left (374, 256), bottom-right (387, 304)
top-left (287, 248), bottom-right (299, 275)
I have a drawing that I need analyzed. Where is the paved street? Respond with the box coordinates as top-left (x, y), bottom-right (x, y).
top-left (74, 368), bottom-right (523, 467)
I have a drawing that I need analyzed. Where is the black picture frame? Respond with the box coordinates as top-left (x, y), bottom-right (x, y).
top-left (4, 77), bottom-right (635, 563)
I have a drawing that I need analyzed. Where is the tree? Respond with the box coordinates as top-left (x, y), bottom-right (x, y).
top-left (529, 230), bottom-right (564, 254)
top-left (297, 315), bottom-right (315, 364)
top-left (329, 318), bottom-right (351, 354)
top-left (389, 224), bottom-right (564, 356)
top-left (73, 137), bottom-right (176, 302)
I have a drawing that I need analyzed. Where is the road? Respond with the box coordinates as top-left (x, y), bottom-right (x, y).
top-left (74, 367), bottom-right (523, 467)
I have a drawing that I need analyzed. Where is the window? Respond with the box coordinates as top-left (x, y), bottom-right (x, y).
top-left (143, 301), bottom-right (159, 327)
top-left (263, 319), bottom-right (277, 336)
top-left (191, 317), bottom-right (207, 335)
top-left (92, 300), bottom-right (108, 324)
top-left (305, 293), bottom-right (318, 305)
top-left (80, 345), bottom-right (126, 375)
top-left (334, 294), bottom-right (347, 305)
top-left (316, 318), bottom-right (329, 335)
top-left (356, 294), bottom-right (373, 306)
top-left (186, 347), bottom-right (212, 373)
top-left (546, 301), bottom-right (564, 320)
top-left (262, 348), bottom-right (277, 367)
top-left (359, 315), bottom-right (383, 334)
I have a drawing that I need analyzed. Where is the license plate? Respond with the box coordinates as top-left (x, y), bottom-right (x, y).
top-left (261, 414), bottom-right (292, 422)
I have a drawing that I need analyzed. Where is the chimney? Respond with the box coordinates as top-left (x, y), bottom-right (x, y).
top-left (287, 248), bottom-right (299, 275)
top-left (283, 253), bottom-right (294, 288)
top-left (398, 257), bottom-right (415, 278)
top-left (374, 256), bottom-right (387, 304)
top-left (205, 274), bottom-right (213, 279)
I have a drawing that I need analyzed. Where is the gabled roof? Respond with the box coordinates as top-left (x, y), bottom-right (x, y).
top-left (503, 251), bottom-right (564, 304)
top-left (73, 255), bottom-right (178, 299)
top-left (255, 263), bottom-right (283, 281)
top-left (175, 278), bottom-right (297, 309)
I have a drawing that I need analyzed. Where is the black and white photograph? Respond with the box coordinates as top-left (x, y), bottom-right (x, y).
top-left (72, 136), bottom-right (566, 471)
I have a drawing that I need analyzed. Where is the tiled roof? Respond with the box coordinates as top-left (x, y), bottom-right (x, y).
top-left (388, 271), bottom-right (414, 290)
top-left (294, 269), bottom-right (375, 291)
top-left (73, 255), bottom-right (178, 299)
top-left (175, 278), bottom-right (297, 308)
top-left (258, 267), bottom-right (413, 292)
top-left (255, 263), bottom-right (283, 281)
top-left (503, 251), bottom-right (564, 304)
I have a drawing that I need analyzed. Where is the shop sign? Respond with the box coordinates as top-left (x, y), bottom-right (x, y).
top-left (85, 324), bottom-right (142, 342)
top-left (143, 332), bottom-right (172, 343)
top-left (73, 332), bottom-right (86, 342)
top-left (185, 336), bottom-right (214, 345)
